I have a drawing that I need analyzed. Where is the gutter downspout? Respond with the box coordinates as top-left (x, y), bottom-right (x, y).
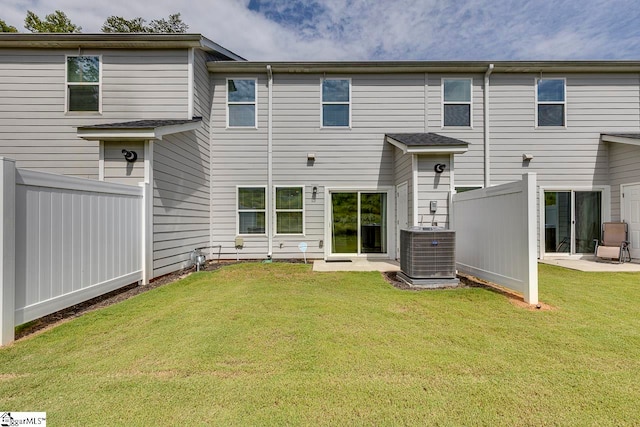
top-left (484, 63), bottom-right (494, 188)
top-left (267, 65), bottom-right (273, 259)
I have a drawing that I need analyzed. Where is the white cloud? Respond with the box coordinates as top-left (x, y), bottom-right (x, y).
top-left (2, 0), bottom-right (639, 60)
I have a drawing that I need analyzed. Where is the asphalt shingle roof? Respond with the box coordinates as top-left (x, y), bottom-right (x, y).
top-left (79, 117), bottom-right (202, 130)
top-left (386, 133), bottom-right (469, 147)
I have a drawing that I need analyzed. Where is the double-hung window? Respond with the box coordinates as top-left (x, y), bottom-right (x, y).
top-left (66, 56), bottom-right (100, 112)
top-left (536, 78), bottom-right (566, 127)
top-left (321, 78), bottom-right (350, 127)
top-left (442, 78), bottom-right (472, 127)
top-left (275, 187), bottom-right (304, 235)
top-left (227, 78), bottom-right (257, 127)
top-left (238, 187), bottom-right (266, 234)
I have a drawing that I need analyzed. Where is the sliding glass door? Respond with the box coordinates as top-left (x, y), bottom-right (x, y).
top-left (544, 190), bottom-right (601, 254)
top-left (331, 191), bottom-right (387, 255)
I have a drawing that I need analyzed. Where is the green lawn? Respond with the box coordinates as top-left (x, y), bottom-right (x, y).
top-left (1, 263), bottom-right (639, 425)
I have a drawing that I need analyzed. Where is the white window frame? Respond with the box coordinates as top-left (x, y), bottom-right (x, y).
top-left (274, 185), bottom-right (305, 236)
top-left (236, 185), bottom-right (267, 236)
top-left (227, 77), bottom-right (258, 129)
top-left (535, 77), bottom-right (567, 129)
top-left (320, 77), bottom-right (352, 128)
top-left (441, 78), bottom-right (472, 128)
top-left (65, 54), bottom-right (102, 114)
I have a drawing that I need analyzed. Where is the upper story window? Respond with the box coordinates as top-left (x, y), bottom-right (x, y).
top-left (443, 78), bottom-right (472, 127)
top-left (227, 78), bottom-right (257, 128)
top-left (66, 56), bottom-right (100, 112)
top-left (536, 78), bottom-right (566, 127)
top-left (322, 78), bottom-right (350, 127)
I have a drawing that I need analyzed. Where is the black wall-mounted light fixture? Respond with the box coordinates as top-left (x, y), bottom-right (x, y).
top-left (122, 149), bottom-right (138, 163)
top-left (434, 163), bottom-right (446, 174)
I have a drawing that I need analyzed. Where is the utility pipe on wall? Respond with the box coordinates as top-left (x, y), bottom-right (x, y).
top-left (484, 63), bottom-right (494, 188)
top-left (266, 65), bottom-right (274, 258)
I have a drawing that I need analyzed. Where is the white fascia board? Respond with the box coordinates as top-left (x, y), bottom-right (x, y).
top-left (405, 145), bottom-right (468, 154)
top-left (77, 121), bottom-right (201, 141)
top-left (601, 135), bottom-right (640, 146)
top-left (386, 137), bottom-right (408, 153)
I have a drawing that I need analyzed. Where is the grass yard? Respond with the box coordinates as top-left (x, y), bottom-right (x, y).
top-left (1, 263), bottom-right (639, 425)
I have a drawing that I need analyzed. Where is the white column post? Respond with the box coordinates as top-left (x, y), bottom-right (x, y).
top-left (523, 172), bottom-right (539, 304)
top-left (0, 157), bottom-right (16, 345)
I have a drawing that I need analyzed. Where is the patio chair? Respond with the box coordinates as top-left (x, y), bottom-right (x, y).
top-left (593, 222), bottom-right (631, 263)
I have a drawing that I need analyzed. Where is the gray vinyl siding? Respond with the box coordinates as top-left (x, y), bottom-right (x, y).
top-left (152, 131), bottom-right (210, 276)
top-left (394, 147), bottom-right (413, 227)
top-left (609, 142), bottom-right (640, 221)
top-left (0, 48), bottom-right (189, 178)
top-left (152, 50), bottom-right (212, 277)
top-left (211, 73), bottom-right (269, 259)
top-left (427, 74), bottom-right (485, 185)
top-left (103, 141), bottom-right (145, 185)
top-left (487, 73), bottom-right (639, 187)
top-left (210, 73), bottom-right (427, 259)
top-left (416, 155), bottom-right (451, 228)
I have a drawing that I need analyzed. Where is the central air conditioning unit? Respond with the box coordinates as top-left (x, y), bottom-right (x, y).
top-left (398, 226), bottom-right (459, 288)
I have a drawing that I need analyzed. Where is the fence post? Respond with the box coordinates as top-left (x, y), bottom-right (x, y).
top-left (140, 182), bottom-right (153, 285)
top-left (523, 172), bottom-right (538, 304)
top-left (0, 158), bottom-right (16, 345)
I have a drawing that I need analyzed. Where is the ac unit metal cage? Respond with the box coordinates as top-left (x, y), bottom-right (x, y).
top-left (398, 226), bottom-right (458, 287)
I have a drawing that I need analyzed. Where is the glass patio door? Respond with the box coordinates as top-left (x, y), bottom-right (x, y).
top-left (331, 192), bottom-right (387, 255)
top-left (544, 190), bottom-right (601, 254)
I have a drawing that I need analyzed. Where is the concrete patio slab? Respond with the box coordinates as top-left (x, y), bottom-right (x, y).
top-left (539, 257), bottom-right (640, 272)
top-left (313, 259), bottom-right (401, 272)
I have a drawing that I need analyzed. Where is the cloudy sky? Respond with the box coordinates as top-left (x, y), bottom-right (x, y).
top-left (2, 0), bottom-right (639, 61)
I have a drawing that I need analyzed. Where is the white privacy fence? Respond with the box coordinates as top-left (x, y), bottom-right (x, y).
top-left (452, 173), bottom-right (538, 304)
top-left (1, 158), bottom-right (149, 345)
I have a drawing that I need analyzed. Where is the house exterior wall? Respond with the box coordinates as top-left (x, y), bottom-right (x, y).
top-left (151, 49), bottom-right (214, 277)
top-left (210, 72), bottom-right (429, 259)
top-left (210, 68), bottom-right (640, 259)
top-left (609, 142), bottom-right (640, 221)
top-left (393, 147), bottom-right (413, 226)
top-left (488, 73), bottom-right (639, 187)
top-left (416, 155), bottom-right (451, 228)
top-left (0, 48), bottom-right (190, 178)
top-left (103, 141), bottom-right (145, 185)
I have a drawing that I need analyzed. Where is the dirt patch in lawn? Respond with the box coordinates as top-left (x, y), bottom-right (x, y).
top-left (383, 271), bottom-right (553, 311)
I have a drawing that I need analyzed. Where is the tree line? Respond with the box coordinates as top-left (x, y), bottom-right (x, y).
top-left (0, 10), bottom-right (188, 33)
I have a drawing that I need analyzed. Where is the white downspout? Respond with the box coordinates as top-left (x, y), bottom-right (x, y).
top-left (484, 63), bottom-right (494, 188)
top-left (267, 65), bottom-right (274, 258)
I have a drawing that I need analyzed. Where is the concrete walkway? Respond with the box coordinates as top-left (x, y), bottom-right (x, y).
top-left (313, 259), bottom-right (400, 272)
top-left (539, 257), bottom-right (640, 272)
top-left (312, 257), bottom-right (640, 273)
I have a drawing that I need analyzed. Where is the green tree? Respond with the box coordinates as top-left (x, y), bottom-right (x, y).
top-left (0, 19), bottom-right (18, 32)
top-left (101, 16), bottom-right (146, 33)
top-left (147, 13), bottom-right (188, 33)
top-left (24, 10), bottom-right (81, 33)
top-left (101, 13), bottom-right (188, 33)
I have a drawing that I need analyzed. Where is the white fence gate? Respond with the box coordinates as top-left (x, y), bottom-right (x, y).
top-left (452, 173), bottom-right (538, 304)
top-left (1, 158), bottom-right (148, 345)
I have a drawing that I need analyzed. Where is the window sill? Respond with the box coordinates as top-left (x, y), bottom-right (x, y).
top-left (65, 111), bottom-right (102, 116)
top-left (441, 126), bottom-right (473, 130)
top-left (320, 126), bottom-right (352, 130)
top-left (226, 126), bottom-right (258, 130)
top-left (535, 126), bottom-right (567, 130)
